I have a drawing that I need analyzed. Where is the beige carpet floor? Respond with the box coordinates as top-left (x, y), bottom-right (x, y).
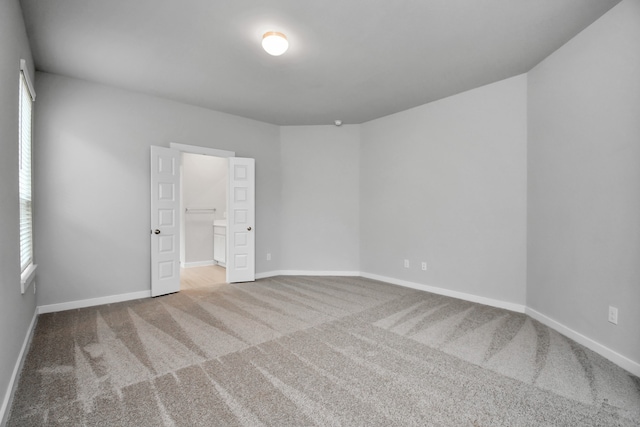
top-left (7, 276), bottom-right (640, 426)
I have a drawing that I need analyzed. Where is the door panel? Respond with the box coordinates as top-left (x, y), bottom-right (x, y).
top-left (227, 157), bottom-right (255, 283)
top-left (150, 146), bottom-right (181, 296)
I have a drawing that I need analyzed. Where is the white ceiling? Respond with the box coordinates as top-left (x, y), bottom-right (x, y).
top-left (19, 0), bottom-right (621, 125)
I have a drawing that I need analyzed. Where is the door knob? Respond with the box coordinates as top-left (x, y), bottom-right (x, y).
top-left (154, 229), bottom-right (161, 234)
top-left (247, 226), bottom-right (252, 231)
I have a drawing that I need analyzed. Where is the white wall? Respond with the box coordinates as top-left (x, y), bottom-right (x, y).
top-left (280, 125), bottom-right (360, 272)
top-left (527, 0), bottom-right (640, 364)
top-left (0, 0), bottom-right (37, 421)
top-left (182, 153), bottom-right (227, 265)
top-left (360, 75), bottom-right (528, 306)
top-left (33, 73), bottom-right (281, 306)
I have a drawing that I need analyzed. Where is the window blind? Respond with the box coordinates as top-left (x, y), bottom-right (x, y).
top-left (19, 68), bottom-right (34, 273)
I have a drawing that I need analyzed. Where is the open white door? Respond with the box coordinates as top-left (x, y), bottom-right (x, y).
top-left (227, 157), bottom-right (255, 283)
top-left (150, 146), bottom-right (181, 296)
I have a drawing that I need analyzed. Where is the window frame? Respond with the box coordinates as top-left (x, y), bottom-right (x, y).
top-left (19, 59), bottom-right (37, 294)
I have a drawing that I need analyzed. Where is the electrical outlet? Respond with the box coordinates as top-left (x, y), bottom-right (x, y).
top-left (421, 262), bottom-right (427, 271)
top-left (266, 253), bottom-right (271, 261)
top-left (608, 306), bottom-right (618, 324)
top-left (404, 259), bottom-right (410, 268)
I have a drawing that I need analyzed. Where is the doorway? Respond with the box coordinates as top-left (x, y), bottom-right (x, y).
top-left (150, 143), bottom-right (255, 297)
top-left (180, 152), bottom-right (228, 290)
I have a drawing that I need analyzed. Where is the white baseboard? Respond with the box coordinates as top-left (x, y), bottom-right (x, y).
top-left (526, 307), bottom-right (640, 377)
top-left (1, 308), bottom-right (38, 424)
top-left (183, 260), bottom-right (215, 268)
top-left (255, 270), bottom-right (361, 280)
top-left (38, 290), bottom-right (151, 314)
top-left (361, 272), bottom-right (526, 313)
top-left (255, 271), bottom-right (279, 279)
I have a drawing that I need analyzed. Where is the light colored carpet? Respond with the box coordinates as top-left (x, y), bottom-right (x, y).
top-left (8, 276), bottom-right (640, 426)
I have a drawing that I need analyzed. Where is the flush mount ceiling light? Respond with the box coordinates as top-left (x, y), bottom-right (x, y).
top-left (262, 31), bottom-right (288, 56)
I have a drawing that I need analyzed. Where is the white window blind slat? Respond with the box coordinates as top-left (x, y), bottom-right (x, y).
top-left (19, 67), bottom-right (34, 273)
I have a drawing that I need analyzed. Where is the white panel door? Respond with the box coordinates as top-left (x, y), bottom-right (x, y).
top-left (150, 146), bottom-right (181, 297)
top-left (227, 157), bottom-right (255, 283)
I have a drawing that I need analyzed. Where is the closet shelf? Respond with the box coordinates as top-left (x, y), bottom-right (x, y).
top-left (185, 208), bottom-right (216, 214)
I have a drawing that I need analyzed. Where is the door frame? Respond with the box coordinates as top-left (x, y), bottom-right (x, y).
top-left (169, 142), bottom-right (236, 284)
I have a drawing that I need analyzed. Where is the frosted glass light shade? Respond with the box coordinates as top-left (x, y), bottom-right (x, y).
top-left (262, 32), bottom-right (288, 56)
